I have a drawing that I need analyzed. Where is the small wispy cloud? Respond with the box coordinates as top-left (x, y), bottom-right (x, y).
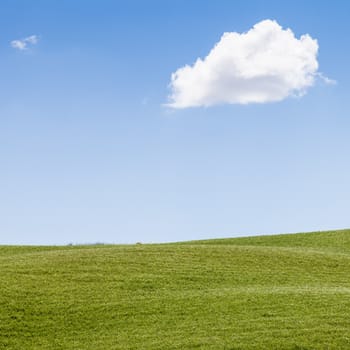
top-left (11, 35), bottom-right (39, 51)
top-left (317, 73), bottom-right (337, 85)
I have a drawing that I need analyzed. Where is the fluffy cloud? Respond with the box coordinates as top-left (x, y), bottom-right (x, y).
top-left (167, 20), bottom-right (324, 108)
top-left (11, 35), bottom-right (38, 50)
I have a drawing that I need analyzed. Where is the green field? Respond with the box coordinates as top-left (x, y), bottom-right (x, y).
top-left (1, 229), bottom-right (350, 349)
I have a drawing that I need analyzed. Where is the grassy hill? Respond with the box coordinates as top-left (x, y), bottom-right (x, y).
top-left (1, 229), bottom-right (350, 349)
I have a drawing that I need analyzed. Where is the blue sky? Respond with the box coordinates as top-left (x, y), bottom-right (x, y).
top-left (1, 0), bottom-right (349, 244)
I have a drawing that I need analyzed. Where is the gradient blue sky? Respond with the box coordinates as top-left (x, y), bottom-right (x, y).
top-left (1, 0), bottom-right (349, 244)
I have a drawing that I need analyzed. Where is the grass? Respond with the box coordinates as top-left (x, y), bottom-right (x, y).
top-left (1, 229), bottom-right (350, 349)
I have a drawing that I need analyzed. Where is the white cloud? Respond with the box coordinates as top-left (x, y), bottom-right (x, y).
top-left (317, 73), bottom-right (336, 85)
top-left (24, 35), bottom-right (38, 45)
top-left (11, 35), bottom-right (39, 51)
top-left (167, 20), bottom-right (329, 109)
